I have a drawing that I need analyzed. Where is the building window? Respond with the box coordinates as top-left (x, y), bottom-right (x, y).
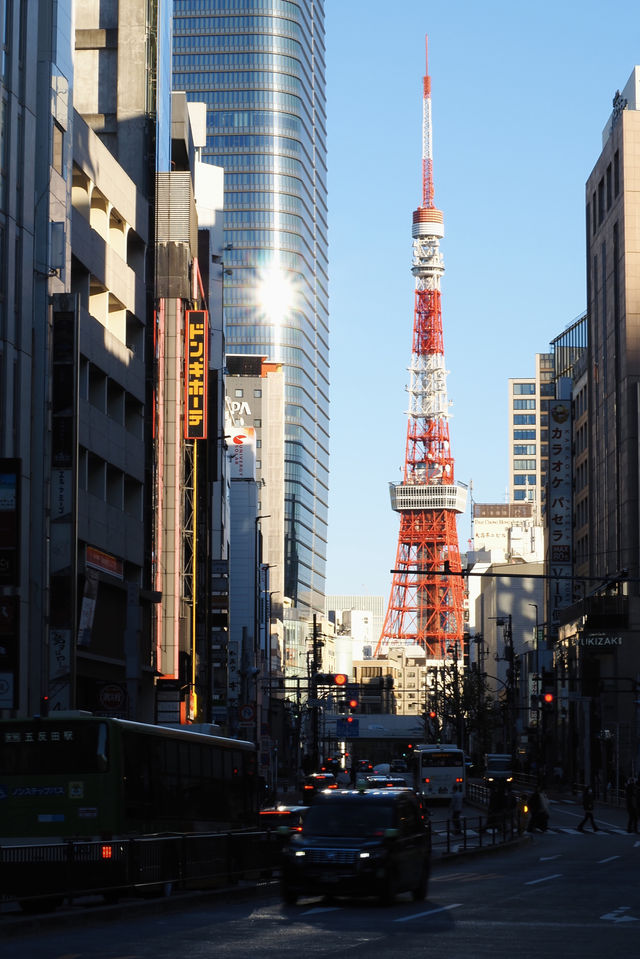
top-left (512, 383), bottom-right (535, 395)
top-left (514, 445), bottom-right (536, 455)
top-left (513, 399), bottom-right (536, 410)
top-left (253, 388), bottom-right (262, 398)
top-left (514, 490), bottom-right (526, 501)
top-left (254, 418), bottom-right (261, 427)
top-left (598, 177), bottom-right (605, 224)
top-left (514, 475), bottom-right (526, 486)
top-left (234, 388), bottom-right (243, 397)
top-left (614, 150), bottom-right (620, 196)
top-left (606, 163), bottom-right (612, 209)
top-left (514, 415), bottom-right (536, 425)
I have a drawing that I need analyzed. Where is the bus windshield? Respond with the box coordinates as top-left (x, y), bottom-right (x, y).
top-left (0, 721), bottom-right (109, 775)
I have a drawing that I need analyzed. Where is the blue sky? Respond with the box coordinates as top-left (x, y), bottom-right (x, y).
top-left (323, 0), bottom-right (640, 599)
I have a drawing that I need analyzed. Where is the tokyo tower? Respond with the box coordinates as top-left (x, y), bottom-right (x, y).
top-left (375, 38), bottom-right (467, 660)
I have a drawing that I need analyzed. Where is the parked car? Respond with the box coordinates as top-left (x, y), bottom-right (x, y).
top-left (301, 772), bottom-right (338, 804)
top-left (281, 788), bottom-right (430, 905)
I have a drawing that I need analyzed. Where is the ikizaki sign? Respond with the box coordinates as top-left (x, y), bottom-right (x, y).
top-left (185, 310), bottom-right (208, 439)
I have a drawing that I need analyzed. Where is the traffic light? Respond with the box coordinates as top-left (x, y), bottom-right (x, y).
top-left (542, 691), bottom-right (554, 707)
top-left (315, 672), bottom-right (348, 686)
top-left (346, 683), bottom-right (359, 713)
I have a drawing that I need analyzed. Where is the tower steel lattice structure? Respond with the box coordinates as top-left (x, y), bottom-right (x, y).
top-left (376, 38), bottom-right (467, 660)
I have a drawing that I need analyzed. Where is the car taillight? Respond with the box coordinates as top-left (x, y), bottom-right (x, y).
top-left (303, 785), bottom-right (313, 791)
top-left (456, 777), bottom-right (463, 783)
top-left (328, 783), bottom-right (337, 789)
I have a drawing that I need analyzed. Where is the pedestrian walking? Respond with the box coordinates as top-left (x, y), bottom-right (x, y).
top-left (577, 785), bottom-right (599, 832)
top-left (527, 786), bottom-right (549, 831)
top-left (450, 784), bottom-right (463, 834)
top-left (625, 777), bottom-right (638, 833)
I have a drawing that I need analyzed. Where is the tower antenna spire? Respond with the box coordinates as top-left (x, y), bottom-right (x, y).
top-left (422, 34), bottom-right (434, 210)
top-left (376, 37), bottom-right (466, 660)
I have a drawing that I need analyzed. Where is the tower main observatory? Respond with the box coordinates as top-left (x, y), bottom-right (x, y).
top-left (375, 38), bottom-right (467, 660)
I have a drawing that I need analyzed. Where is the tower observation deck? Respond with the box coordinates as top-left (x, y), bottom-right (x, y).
top-left (375, 38), bottom-right (467, 660)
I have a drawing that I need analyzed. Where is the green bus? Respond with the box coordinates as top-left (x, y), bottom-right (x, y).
top-left (0, 714), bottom-right (258, 841)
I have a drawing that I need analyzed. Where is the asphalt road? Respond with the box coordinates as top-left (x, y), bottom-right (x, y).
top-left (2, 794), bottom-right (638, 959)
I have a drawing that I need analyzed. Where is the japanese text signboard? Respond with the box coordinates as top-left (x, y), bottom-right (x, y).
top-left (548, 400), bottom-right (573, 619)
top-left (185, 310), bottom-right (208, 439)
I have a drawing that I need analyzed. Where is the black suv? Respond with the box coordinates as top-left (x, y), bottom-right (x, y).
top-left (281, 788), bottom-right (430, 905)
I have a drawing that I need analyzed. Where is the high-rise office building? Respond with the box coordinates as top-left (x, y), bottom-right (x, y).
top-left (507, 353), bottom-right (555, 522)
top-left (173, 1), bottom-right (329, 622)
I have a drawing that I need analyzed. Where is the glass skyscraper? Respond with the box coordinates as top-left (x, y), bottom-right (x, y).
top-left (173, 1), bottom-right (329, 617)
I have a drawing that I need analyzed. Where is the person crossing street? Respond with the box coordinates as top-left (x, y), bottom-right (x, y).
top-left (577, 785), bottom-right (599, 832)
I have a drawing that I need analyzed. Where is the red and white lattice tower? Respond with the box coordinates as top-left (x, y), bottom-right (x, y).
top-left (375, 38), bottom-right (466, 660)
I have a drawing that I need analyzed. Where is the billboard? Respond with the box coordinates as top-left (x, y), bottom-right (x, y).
top-left (228, 427), bottom-right (256, 479)
top-left (185, 310), bottom-right (208, 439)
top-left (547, 400), bottom-right (573, 619)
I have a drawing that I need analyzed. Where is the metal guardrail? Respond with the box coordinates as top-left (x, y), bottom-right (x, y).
top-left (0, 830), bottom-right (281, 913)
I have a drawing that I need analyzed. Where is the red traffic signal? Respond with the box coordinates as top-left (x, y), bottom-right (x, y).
top-left (333, 673), bottom-right (348, 686)
top-left (542, 692), bottom-right (554, 704)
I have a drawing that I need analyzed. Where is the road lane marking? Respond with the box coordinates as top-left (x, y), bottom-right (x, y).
top-left (598, 856), bottom-right (620, 863)
top-left (540, 855), bottom-right (561, 861)
top-left (394, 903), bottom-right (462, 922)
top-left (300, 905), bottom-right (341, 915)
top-left (601, 906), bottom-right (639, 923)
top-left (525, 873), bottom-right (562, 885)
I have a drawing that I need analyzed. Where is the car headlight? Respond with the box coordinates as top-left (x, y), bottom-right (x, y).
top-left (359, 846), bottom-right (386, 860)
top-left (283, 844), bottom-right (306, 858)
